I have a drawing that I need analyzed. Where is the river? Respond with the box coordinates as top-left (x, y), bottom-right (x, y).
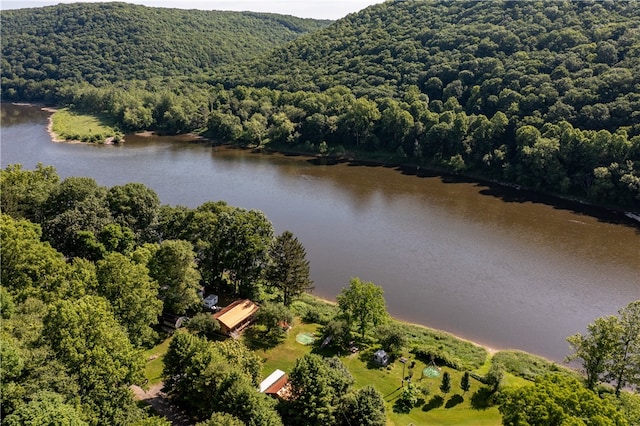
top-left (2, 103), bottom-right (639, 362)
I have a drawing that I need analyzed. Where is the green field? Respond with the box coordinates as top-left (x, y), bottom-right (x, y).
top-left (51, 108), bottom-right (121, 143)
top-left (143, 334), bottom-right (174, 385)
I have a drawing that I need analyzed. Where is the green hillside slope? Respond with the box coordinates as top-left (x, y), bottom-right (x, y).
top-left (217, 0), bottom-right (640, 133)
top-left (1, 1), bottom-right (638, 209)
top-left (1, 2), bottom-right (331, 96)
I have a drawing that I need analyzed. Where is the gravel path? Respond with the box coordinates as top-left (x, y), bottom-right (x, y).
top-left (131, 383), bottom-right (192, 426)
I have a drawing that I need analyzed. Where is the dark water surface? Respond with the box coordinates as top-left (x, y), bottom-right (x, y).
top-left (2, 103), bottom-right (639, 361)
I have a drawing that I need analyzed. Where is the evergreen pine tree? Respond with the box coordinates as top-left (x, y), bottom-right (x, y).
top-left (460, 371), bottom-right (471, 394)
top-left (266, 231), bottom-right (313, 306)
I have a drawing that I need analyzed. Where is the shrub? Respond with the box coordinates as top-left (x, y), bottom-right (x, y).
top-left (492, 350), bottom-right (577, 381)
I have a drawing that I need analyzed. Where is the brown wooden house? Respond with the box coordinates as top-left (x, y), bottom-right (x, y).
top-left (213, 299), bottom-right (259, 337)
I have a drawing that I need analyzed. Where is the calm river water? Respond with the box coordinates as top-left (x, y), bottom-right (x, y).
top-left (2, 103), bottom-right (639, 362)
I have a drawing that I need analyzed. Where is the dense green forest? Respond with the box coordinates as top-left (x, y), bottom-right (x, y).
top-left (220, 0), bottom-right (640, 134)
top-left (0, 164), bottom-right (310, 425)
top-left (2, 1), bottom-right (639, 209)
top-left (0, 2), bottom-right (330, 96)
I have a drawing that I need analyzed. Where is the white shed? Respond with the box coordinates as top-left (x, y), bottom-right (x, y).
top-left (373, 349), bottom-right (389, 366)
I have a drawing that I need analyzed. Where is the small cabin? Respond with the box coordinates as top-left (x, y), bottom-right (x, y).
top-left (213, 299), bottom-right (259, 337)
top-left (373, 349), bottom-right (390, 367)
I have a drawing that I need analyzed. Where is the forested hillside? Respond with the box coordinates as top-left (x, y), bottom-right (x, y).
top-left (218, 0), bottom-right (640, 134)
top-left (2, 1), bottom-right (639, 209)
top-left (1, 2), bottom-right (330, 96)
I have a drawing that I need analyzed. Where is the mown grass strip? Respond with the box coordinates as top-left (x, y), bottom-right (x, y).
top-left (51, 108), bottom-right (121, 143)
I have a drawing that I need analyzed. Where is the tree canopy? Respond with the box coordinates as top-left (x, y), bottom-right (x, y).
top-left (0, 165), bottom-right (317, 425)
top-left (337, 277), bottom-right (389, 338)
top-left (2, 2), bottom-right (640, 208)
top-left (566, 301), bottom-right (640, 394)
top-left (499, 374), bottom-right (628, 426)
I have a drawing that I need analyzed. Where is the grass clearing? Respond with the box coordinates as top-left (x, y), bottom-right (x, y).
top-left (245, 319), bottom-right (320, 377)
top-left (492, 350), bottom-right (579, 381)
top-left (343, 347), bottom-right (501, 425)
top-left (250, 318), bottom-right (504, 425)
top-left (142, 334), bottom-right (175, 385)
top-left (51, 108), bottom-right (121, 143)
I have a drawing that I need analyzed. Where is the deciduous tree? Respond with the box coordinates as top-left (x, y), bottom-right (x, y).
top-left (284, 354), bottom-right (354, 426)
top-left (499, 374), bottom-right (627, 426)
top-left (148, 239), bottom-right (202, 315)
top-left (44, 295), bottom-right (145, 424)
top-left (336, 385), bottom-right (386, 426)
top-left (337, 278), bottom-right (389, 338)
top-left (0, 163), bottom-right (59, 223)
top-left (255, 302), bottom-right (293, 339)
top-left (566, 315), bottom-right (620, 390)
top-left (0, 214), bottom-right (69, 299)
top-left (3, 391), bottom-right (87, 426)
top-left (96, 252), bottom-right (162, 346)
top-left (107, 182), bottom-right (160, 241)
top-left (607, 301), bottom-right (640, 395)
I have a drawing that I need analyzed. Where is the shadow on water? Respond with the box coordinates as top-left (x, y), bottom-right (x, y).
top-left (301, 152), bottom-right (640, 233)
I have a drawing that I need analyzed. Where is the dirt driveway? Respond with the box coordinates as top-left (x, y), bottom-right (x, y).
top-left (131, 383), bottom-right (192, 426)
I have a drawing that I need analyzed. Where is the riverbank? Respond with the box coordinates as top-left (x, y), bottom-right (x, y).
top-left (34, 103), bottom-right (639, 223)
top-left (255, 142), bottom-right (640, 228)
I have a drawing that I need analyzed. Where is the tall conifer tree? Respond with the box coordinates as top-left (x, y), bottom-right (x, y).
top-left (267, 231), bottom-right (313, 306)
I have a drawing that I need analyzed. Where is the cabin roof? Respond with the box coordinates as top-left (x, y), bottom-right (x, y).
top-left (259, 369), bottom-right (286, 393)
top-left (265, 375), bottom-right (289, 395)
top-left (214, 299), bottom-right (259, 330)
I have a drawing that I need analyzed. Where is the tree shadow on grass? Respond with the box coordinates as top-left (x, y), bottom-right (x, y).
top-left (422, 395), bottom-right (444, 412)
top-left (470, 386), bottom-right (494, 410)
top-left (242, 327), bottom-right (284, 350)
top-left (445, 394), bottom-right (464, 408)
top-left (392, 399), bottom-right (411, 414)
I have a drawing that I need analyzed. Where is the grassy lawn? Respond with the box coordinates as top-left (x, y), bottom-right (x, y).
top-left (142, 333), bottom-right (175, 385)
top-left (245, 318), bottom-right (320, 377)
top-left (247, 318), bottom-right (504, 425)
top-left (343, 347), bottom-right (502, 425)
top-left (51, 108), bottom-right (121, 143)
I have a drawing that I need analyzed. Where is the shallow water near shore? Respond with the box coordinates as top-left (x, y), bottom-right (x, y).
top-left (2, 103), bottom-right (639, 362)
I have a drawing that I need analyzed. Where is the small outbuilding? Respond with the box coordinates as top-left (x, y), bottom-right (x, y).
top-left (373, 349), bottom-right (390, 366)
top-left (259, 369), bottom-right (291, 400)
top-left (203, 294), bottom-right (219, 311)
top-left (213, 299), bottom-right (259, 337)
top-left (160, 313), bottom-right (188, 334)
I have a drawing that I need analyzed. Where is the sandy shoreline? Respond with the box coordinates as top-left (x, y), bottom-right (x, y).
top-left (44, 108), bottom-right (68, 143)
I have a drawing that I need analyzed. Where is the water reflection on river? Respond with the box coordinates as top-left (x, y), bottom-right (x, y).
top-left (2, 103), bottom-right (639, 361)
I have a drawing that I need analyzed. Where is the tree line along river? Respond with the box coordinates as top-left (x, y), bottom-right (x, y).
top-left (2, 102), bottom-right (639, 362)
